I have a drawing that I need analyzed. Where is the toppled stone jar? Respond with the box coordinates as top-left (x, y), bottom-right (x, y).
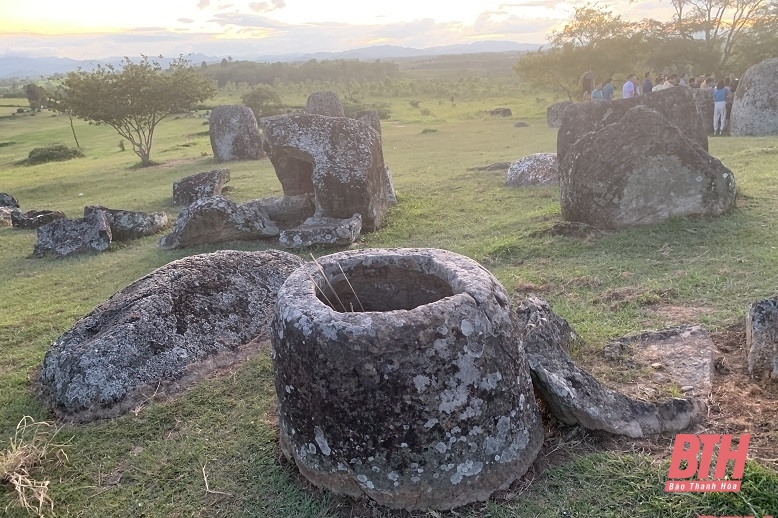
top-left (271, 248), bottom-right (543, 510)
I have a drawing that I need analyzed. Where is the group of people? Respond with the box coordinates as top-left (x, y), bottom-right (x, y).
top-left (580, 69), bottom-right (738, 136)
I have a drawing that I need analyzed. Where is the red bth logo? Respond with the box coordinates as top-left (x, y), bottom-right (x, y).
top-left (665, 434), bottom-right (750, 493)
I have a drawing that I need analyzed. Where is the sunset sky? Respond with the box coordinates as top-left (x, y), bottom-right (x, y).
top-left (0, 0), bottom-right (675, 59)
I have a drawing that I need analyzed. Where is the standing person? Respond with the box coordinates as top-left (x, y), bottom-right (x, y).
top-left (713, 80), bottom-right (728, 135)
top-left (602, 78), bottom-right (615, 100)
top-left (663, 74), bottom-right (678, 89)
top-left (591, 82), bottom-right (605, 100)
top-left (653, 75), bottom-right (665, 92)
top-left (622, 74), bottom-right (637, 99)
top-left (642, 72), bottom-right (654, 94)
top-left (679, 73), bottom-right (689, 86)
top-left (580, 68), bottom-right (595, 101)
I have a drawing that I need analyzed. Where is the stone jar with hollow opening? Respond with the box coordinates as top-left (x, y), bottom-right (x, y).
top-left (271, 248), bottom-right (543, 510)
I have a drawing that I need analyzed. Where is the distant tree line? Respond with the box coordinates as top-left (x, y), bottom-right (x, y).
top-left (202, 58), bottom-right (401, 87)
top-left (515, 0), bottom-right (778, 100)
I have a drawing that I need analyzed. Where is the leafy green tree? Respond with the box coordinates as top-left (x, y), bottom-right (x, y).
top-left (241, 84), bottom-right (285, 119)
top-left (53, 56), bottom-right (216, 166)
top-left (24, 83), bottom-right (46, 111)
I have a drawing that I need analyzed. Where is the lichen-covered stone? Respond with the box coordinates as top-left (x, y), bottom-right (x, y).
top-left (242, 194), bottom-right (315, 230)
top-left (33, 211), bottom-right (112, 259)
top-left (84, 206), bottom-right (168, 241)
top-left (353, 110), bottom-right (381, 136)
top-left (546, 101), bottom-right (572, 128)
top-left (260, 113), bottom-right (389, 231)
top-left (172, 169), bottom-right (231, 206)
top-left (490, 108), bottom-right (512, 117)
top-left (505, 153), bottom-right (558, 187)
top-left (278, 214), bottom-right (361, 248)
top-left (746, 296), bottom-right (778, 380)
top-left (517, 296), bottom-right (705, 438)
top-left (11, 210), bottom-right (67, 229)
top-left (560, 106), bottom-right (736, 229)
top-left (0, 207), bottom-right (12, 228)
top-left (272, 248), bottom-right (543, 510)
top-left (557, 87), bottom-right (708, 163)
top-left (209, 105), bottom-right (265, 161)
top-left (159, 195), bottom-right (279, 250)
top-left (731, 57), bottom-right (778, 137)
top-left (305, 91), bottom-right (345, 117)
top-left (0, 192), bottom-right (19, 208)
top-left (39, 250), bottom-right (304, 421)
top-left (690, 88), bottom-right (715, 135)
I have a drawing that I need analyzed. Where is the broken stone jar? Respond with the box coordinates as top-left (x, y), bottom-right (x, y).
top-left (271, 248), bottom-right (543, 510)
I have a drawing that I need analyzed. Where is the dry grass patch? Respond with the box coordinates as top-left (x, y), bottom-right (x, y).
top-left (1, 416), bottom-right (69, 517)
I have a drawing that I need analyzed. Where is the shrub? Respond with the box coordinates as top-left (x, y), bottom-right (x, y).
top-left (24, 144), bottom-right (85, 165)
top-left (420, 108), bottom-right (432, 116)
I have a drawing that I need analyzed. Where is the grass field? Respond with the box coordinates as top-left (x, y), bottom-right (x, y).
top-left (1, 89), bottom-right (777, 517)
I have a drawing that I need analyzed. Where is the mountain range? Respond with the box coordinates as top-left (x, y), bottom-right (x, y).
top-left (0, 41), bottom-right (542, 79)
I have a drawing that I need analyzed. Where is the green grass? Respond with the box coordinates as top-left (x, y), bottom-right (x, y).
top-left (1, 90), bottom-right (778, 517)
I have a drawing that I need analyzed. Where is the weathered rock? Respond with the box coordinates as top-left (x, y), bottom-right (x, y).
top-left (546, 101), bottom-right (572, 128)
top-left (690, 88), bottom-right (715, 135)
top-left (278, 214), bottom-right (361, 248)
top-left (354, 110), bottom-right (381, 137)
top-left (159, 196), bottom-right (279, 250)
top-left (0, 207), bottom-right (13, 227)
top-left (557, 87), bottom-right (708, 164)
top-left (746, 296), bottom-right (778, 380)
top-left (384, 166), bottom-right (397, 206)
top-left (517, 296), bottom-right (705, 438)
top-left (505, 153), bottom-right (558, 187)
top-left (604, 325), bottom-right (714, 397)
top-left (305, 91), bottom-right (345, 117)
top-left (209, 105), bottom-right (265, 161)
top-left (273, 248), bottom-right (543, 510)
top-left (731, 57), bottom-right (778, 136)
top-left (0, 192), bottom-right (19, 208)
top-left (172, 169), bottom-right (230, 206)
top-left (243, 194), bottom-right (315, 230)
top-left (33, 211), bottom-right (112, 259)
top-left (513, 121), bottom-right (529, 128)
top-left (490, 108), bottom-right (512, 117)
top-left (83, 206), bottom-right (168, 241)
top-left (39, 250), bottom-right (304, 420)
top-left (11, 210), bottom-right (67, 229)
top-left (260, 113), bottom-right (389, 231)
top-left (560, 106), bottom-right (736, 229)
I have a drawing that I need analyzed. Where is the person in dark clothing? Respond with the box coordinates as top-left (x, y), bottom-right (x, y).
top-left (642, 72), bottom-right (654, 94)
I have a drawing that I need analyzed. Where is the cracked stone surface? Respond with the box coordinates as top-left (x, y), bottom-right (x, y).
top-left (33, 211), bottom-right (112, 259)
top-left (38, 250), bottom-right (304, 421)
top-left (604, 325), bottom-right (714, 396)
top-left (11, 209), bottom-right (67, 229)
top-left (209, 105), bottom-right (265, 161)
top-left (547, 101), bottom-right (572, 128)
top-left (272, 248), bottom-right (543, 510)
top-left (305, 91), bottom-right (345, 117)
top-left (746, 296), bottom-right (778, 380)
top-left (505, 153), bottom-right (558, 187)
top-left (731, 57), bottom-right (778, 136)
top-left (517, 296), bottom-right (706, 438)
top-left (159, 195), bottom-right (278, 250)
top-left (559, 105), bottom-right (736, 229)
top-left (172, 169), bottom-right (231, 206)
top-left (260, 113), bottom-right (389, 231)
top-left (84, 206), bottom-right (168, 241)
top-left (0, 192), bottom-right (19, 208)
top-left (278, 214), bottom-right (362, 248)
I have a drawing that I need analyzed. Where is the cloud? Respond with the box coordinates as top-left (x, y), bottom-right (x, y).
top-left (197, 0), bottom-right (210, 8)
top-left (474, 11), bottom-right (556, 34)
top-left (500, 1), bottom-right (563, 8)
top-left (208, 13), bottom-right (289, 28)
top-left (178, 18), bottom-right (194, 23)
top-left (249, 0), bottom-right (286, 13)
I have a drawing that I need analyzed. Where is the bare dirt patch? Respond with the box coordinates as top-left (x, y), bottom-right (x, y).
top-left (643, 304), bottom-right (716, 324)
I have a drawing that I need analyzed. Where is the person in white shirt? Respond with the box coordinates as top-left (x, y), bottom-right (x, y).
top-left (622, 74), bottom-right (637, 98)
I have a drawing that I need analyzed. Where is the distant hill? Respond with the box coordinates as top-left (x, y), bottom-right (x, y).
top-left (0, 41), bottom-right (541, 79)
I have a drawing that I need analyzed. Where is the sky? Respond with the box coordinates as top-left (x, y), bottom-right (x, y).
top-left (0, 0), bottom-right (676, 60)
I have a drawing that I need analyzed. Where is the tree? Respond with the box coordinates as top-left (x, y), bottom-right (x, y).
top-left (54, 56), bottom-right (216, 166)
top-left (24, 83), bottom-right (46, 111)
top-left (241, 84), bottom-right (285, 119)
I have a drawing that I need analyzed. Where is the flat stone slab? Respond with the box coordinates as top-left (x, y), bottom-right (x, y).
top-left (279, 214), bottom-right (361, 248)
top-left (11, 210), bottom-right (67, 229)
top-left (84, 206), bottom-right (169, 241)
top-left (33, 211), bottom-right (112, 259)
top-left (604, 325), bottom-right (714, 396)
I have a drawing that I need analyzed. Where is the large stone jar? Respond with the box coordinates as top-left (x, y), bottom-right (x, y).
top-left (271, 248), bottom-right (543, 510)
